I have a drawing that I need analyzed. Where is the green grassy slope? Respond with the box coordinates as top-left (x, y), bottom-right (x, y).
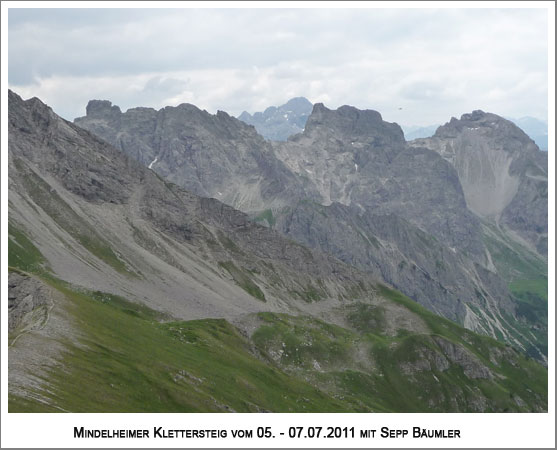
top-left (253, 286), bottom-right (547, 413)
top-left (482, 222), bottom-right (547, 360)
top-left (10, 279), bottom-right (353, 413)
top-left (8, 224), bottom-right (547, 413)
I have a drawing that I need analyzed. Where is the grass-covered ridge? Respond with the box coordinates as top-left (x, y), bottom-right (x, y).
top-left (252, 301), bottom-right (547, 412)
top-left (9, 277), bottom-right (353, 413)
top-left (9, 274), bottom-right (546, 413)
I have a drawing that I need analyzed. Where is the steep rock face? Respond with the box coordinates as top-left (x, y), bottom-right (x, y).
top-left (75, 100), bottom-right (316, 213)
top-left (238, 97), bottom-right (312, 141)
top-left (9, 90), bottom-right (383, 322)
top-left (410, 111), bottom-right (547, 256)
top-left (10, 94), bottom-right (141, 206)
top-left (75, 100), bottom-right (484, 258)
top-left (500, 149), bottom-right (548, 255)
top-left (274, 103), bottom-right (485, 260)
top-left (272, 201), bottom-right (516, 334)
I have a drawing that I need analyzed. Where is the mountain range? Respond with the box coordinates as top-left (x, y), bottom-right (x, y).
top-left (237, 97), bottom-right (549, 152)
top-left (8, 90), bottom-right (548, 412)
top-left (74, 96), bottom-right (548, 355)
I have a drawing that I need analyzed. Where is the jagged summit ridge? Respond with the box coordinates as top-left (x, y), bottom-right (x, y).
top-left (273, 102), bottom-right (479, 257)
top-left (75, 97), bottom-right (316, 213)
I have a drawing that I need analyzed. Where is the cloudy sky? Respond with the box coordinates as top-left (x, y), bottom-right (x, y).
top-left (8, 7), bottom-right (549, 126)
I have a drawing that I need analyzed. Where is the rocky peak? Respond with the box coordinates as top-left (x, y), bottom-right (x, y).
top-left (263, 106), bottom-right (278, 115)
top-left (85, 100), bottom-right (122, 119)
top-left (237, 111), bottom-right (251, 122)
top-left (216, 109), bottom-right (231, 119)
top-left (461, 109), bottom-right (488, 121)
top-left (9, 89), bottom-right (51, 116)
top-left (8, 90), bottom-right (59, 135)
top-left (410, 110), bottom-right (547, 254)
top-left (283, 96), bottom-right (313, 114)
top-left (171, 102), bottom-right (204, 114)
top-left (303, 103), bottom-right (405, 144)
top-left (434, 111), bottom-right (538, 154)
top-left (126, 106), bottom-right (157, 115)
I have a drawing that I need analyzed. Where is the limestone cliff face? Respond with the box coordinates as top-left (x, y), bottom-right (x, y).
top-left (410, 110), bottom-right (547, 256)
top-left (272, 201), bottom-right (515, 327)
top-left (273, 103), bottom-right (484, 260)
top-left (75, 100), bottom-right (316, 214)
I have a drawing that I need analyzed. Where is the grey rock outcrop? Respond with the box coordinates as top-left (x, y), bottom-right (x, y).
top-left (432, 336), bottom-right (493, 379)
top-left (8, 271), bottom-right (50, 332)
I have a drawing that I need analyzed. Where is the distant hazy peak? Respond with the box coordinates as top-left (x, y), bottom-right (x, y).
top-left (240, 96), bottom-right (312, 118)
top-left (237, 111), bottom-right (251, 121)
top-left (283, 96), bottom-right (313, 112)
top-left (237, 96), bottom-right (313, 141)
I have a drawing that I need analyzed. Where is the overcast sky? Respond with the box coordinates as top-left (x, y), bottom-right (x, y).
top-left (8, 7), bottom-right (549, 126)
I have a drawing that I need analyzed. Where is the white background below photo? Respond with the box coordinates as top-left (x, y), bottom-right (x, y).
top-left (1, 412), bottom-right (557, 448)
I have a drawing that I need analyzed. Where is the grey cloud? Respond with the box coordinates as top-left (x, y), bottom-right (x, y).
top-left (7, 7), bottom-right (548, 125)
top-left (142, 76), bottom-right (189, 94)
